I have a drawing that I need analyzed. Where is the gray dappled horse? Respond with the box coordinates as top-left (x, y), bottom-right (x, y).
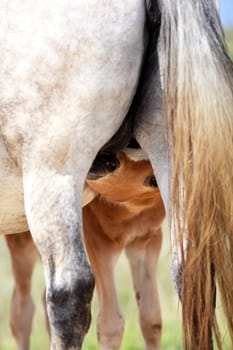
top-left (1, 0), bottom-right (233, 349)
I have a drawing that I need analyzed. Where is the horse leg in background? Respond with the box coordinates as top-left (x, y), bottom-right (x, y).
top-left (83, 207), bottom-right (124, 350)
top-left (126, 230), bottom-right (162, 350)
top-left (5, 232), bottom-right (38, 350)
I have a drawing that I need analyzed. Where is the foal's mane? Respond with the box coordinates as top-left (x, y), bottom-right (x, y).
top-left (158, 0), bottom-right (233, 348)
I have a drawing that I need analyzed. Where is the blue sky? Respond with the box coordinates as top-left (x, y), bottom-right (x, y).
top-left (219, 0), bottom-right (233, 28)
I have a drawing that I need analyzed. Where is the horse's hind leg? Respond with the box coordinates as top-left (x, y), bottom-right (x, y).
top-left (5, 232), bottom-right (38, 350)
top-left (23, 166), bottom-right (95, 350)
top-left (126, 229), bottom-right (162, 350)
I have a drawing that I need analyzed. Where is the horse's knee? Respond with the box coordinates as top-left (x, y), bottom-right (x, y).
top-left (140, 313), bottom-right (162, 350)
top-left (97, 313), bottom-right (125, 350)
top-left (46, 269), bottom-right (95, 349)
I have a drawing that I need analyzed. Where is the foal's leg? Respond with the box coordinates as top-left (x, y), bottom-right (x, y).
top-left (83, 211), bottom-right (124, 350)
top-left (126, 229), bottom-right (162, 350)
top-left (88, 246), bottom-right (124, 350)
top-left (5, 232), bottom-right (38, 350)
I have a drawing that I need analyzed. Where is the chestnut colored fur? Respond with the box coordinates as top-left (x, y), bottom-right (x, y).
top-left (85, 152), bottom-right (165, 349)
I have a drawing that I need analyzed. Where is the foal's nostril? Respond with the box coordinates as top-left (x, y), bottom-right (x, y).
top-left (105, 160), bottom-right (118, 172)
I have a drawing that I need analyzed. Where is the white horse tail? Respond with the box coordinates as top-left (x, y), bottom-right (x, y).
top-left (157, 0), bottom-right (233, 348)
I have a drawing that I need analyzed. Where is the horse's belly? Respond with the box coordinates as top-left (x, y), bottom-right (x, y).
top-left (0, 141), bottom-right (28, 235)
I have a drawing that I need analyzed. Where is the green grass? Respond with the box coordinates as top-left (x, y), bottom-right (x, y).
top-left (225, 29), bottom-right (233, 59)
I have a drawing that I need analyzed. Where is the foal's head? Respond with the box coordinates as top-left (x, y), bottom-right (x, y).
top-left (87, 148), bottom-right (162, 211)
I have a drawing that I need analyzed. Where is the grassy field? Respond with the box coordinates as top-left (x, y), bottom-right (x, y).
top-left (0, 30), bottom-right (233, 350)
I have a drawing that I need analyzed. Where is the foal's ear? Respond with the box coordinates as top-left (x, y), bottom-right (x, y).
top-left (82, 184), bottom-right (97, 207)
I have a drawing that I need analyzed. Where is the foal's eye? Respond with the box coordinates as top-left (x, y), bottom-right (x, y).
top-left (145, 176), bottom-right (158, 188)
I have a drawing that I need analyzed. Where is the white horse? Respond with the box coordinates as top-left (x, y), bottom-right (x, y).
top-left (1, 0), bottom-right (233, 349)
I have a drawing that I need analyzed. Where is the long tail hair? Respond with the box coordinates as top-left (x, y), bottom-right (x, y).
top-left (157, 0), bottom-right (233, 348)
